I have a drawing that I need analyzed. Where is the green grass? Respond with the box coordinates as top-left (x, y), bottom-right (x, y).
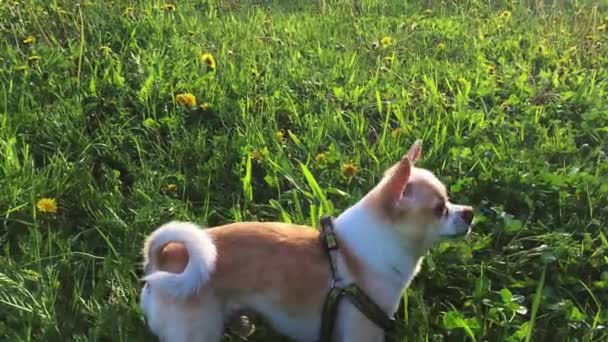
top-left (1, 0), bottom-right (607, 341)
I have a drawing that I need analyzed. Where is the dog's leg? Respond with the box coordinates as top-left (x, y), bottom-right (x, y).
top-left (143, 286), bottom-right (225, 342)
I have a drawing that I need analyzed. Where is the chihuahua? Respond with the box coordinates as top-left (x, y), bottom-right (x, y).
top-left (140, 140), bottom-right (474, 341)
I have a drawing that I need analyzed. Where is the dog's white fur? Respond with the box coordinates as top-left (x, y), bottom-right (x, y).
top-left (139, 140), bottom-right (474, 341)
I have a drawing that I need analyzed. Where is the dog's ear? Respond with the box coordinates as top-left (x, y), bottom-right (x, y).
top-left (407, 139), bottom-right (422, 164)
top-left (383, 156), bottom-right (412, 207)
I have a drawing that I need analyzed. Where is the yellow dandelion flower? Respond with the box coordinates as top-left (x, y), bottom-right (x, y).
top-left (200, 102), bottom-right (212, 111)
top-left (342, 163), bottom-right (358, 178)
top-left (161, 3), bottom-right (176, 11)
top-left (176, 93), bottom-right (197, 107)
top-left (384, 56), bottom-right (395, 66)
top-left (99, 45), bottom-right (112, 54)
top-left (391, 127), bottom-right (405, 138)
top-left (200, 53), bottom-right (217, 71)
top-left (37, 198), bottom-right (58, 214)
top-left (142, 118), bottom-right (158, 128)
top-left (28, 55), bottom-right (41, 63)
top-left (251, 150), bottom-right (263, 161)
top-left (56, 7), bottom-right (68, 16)
top-left (436, 42), bottom-right (446, 49)
top-left (380, 36), bottom-right (394, 48)
top-left (315, 153), bottom-right (327, 163)
top-left (585, 35), bottom-right (599, 42)
top-left (499, 10), bottom-right (512, 19)
top-left (165, 184), bottom-right (178, 193)
top-left (275, 130), bottom-right (285, 142)
top-left (23, 35), bottom-right (36, 44)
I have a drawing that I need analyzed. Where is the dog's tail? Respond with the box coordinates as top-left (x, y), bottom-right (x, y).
top-left (142, 221), bottom-right (217, 299)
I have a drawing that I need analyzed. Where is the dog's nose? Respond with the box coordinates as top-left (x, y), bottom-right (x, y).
top-left (460, 208), bottom-right (474, 225)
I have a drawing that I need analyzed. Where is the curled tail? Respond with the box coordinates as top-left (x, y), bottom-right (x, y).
top-left (142, 221), bottom-right (217, 298)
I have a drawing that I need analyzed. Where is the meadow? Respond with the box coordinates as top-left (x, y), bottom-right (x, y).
top-left (1, 0), bottom-right (607, 341)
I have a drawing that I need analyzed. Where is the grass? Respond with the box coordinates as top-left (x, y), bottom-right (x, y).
top-left (1, 0), bottom-right (607, 341)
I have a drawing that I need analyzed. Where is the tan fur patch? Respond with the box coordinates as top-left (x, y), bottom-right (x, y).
top-left (157, 242), bottom-right (189, 274)
top-left (206, 222), bottom-right (330, 313)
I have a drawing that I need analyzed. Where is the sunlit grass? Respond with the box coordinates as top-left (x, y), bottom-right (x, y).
top-left (0, 0), bottom-right (607, 341)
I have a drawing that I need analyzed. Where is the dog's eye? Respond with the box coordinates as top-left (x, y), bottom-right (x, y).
top-left (433, 203), bottom-right (447, 217)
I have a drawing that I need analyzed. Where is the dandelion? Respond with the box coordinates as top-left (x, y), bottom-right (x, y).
top-left (384, 56), bottom-right (395, 66)
top-left (251, 150), bottom-right (263, 161)
top-left (436, 42), bottom-right (445, 50)
top-left (56, 7), bottom-right (68, 16)
top-left (161, 3), bottom-right (176, 11)
top-left (499, 10), bottom-right (512, 19)
top-left (164, 184), bottom-right (178, 193)
top-left (23, 35), bottom-right (36, 44)
top-left (200, 102), bottom-right (212, 111)
top-left (585, 35), bottom-right (599, 42)
top-left (380, 36), bottom-right (394, 48)
top-left (315, 153), bottom-right (327, 163)
top-left (342, 163), bottom-right (358, 178)
top-left (275, 130), bottom-right (285, 143)
top-left (28, 55), bottom-right (41, 63)
top-left (99, 45), bottom-right (112, 54)
top-left (251, 147), bottom-right (268, 161)
top-left (37, 198), bottom-right (58, 214)
top-left (391, 127), bottom-right (405, 138)
top-left (200, 53), bottom-right (217, 71)
top-left (142, 118), bottom-right (158, 128)
top-left (176, 93), bottom-right (197, 107)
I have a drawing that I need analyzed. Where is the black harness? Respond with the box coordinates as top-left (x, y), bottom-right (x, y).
top-left (318, 216), bottom-right (402, 342)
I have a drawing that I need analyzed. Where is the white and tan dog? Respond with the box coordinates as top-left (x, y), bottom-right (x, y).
top-left (140, 140), bottom-right (474, 341)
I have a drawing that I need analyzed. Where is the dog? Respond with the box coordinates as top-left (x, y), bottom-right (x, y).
top-left (139, 140), bottom-right (474, 341)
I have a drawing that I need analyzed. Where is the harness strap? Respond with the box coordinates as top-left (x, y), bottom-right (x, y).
top-left (340, 284), bottom-right (396, 332)
top-left (319, 286), bottom-right (345, 341)
top-left (318, 216), bottom-right (401, 342)
top-left (319, 216), bottom-right (340, 286)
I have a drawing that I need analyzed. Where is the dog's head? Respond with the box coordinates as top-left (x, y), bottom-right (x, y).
top-left (365, 140), bottom-right (474, 253)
